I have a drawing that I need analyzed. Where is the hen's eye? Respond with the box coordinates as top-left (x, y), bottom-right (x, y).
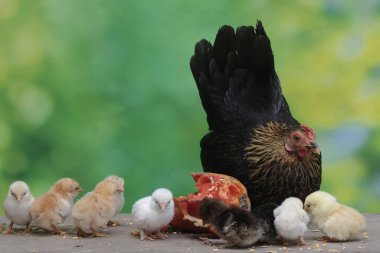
top-left (293, 135), bottom-right (300, 142)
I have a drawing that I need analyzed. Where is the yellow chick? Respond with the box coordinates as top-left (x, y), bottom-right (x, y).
top-left (104, 175), bottom-right (125, 226)
top-left (3, 181), bottom-right (35, 234)
top-left (30, 178), bottom-right (82, 235)
top-left (72, 180), bottom-right (124, 237)
top-left (304, 191), bottom-right (366, 241)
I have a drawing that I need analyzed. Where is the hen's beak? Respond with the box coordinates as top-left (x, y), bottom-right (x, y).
top-left (159, 202), bottom-right (166, 211)
top-left (305, 142), bottom-right (318, 149)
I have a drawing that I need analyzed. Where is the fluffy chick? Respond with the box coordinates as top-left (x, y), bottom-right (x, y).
top-left (3, 181), bottom-right (35, 234)
top-left (304, 191), bottom-right (366, 241)
top-left (274, 197), bottom-right (309, 245)
top-left (252, 202), bottom-right (279, 242)
top-left (72, 180), bottom-right (124, 237)
top-left (30, 178), bottom-right (82, 235)
top-left (131, 188), bottom-right (174, 240)
top-left (199, 198), bottom-right (265, 248)
top-left (105, 175), bottom-right (125, 226)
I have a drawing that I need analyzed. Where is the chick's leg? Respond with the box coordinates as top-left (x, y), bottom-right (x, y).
top-left (140, 230), bottom-right (154, 241)
top-left (2, 222), bottom-right (14, 234)
top-left (75, 227), bottom-right (91, 237)
top-left (90, 227), bottom-right (108, 237)
top-left (278, 235), bottom-right (289, 246)
top-left (154, 230), bottom-right (168, 239)
top-left (22, 223), bottom-right (31, 235)
top-left (297, 235), bottom-right (306, 246)
top-left (50, 224), bottom-right (66, 235)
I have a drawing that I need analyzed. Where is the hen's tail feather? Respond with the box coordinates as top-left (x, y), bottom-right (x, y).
top-left (191, 40), bottom-right (225, 129)
top-left (190, 20), bottom-right (296, 129)
top-left (253, 21), bottom-right (274, 78)
top-left (236, 26), bottom-right (255, 70)
top-left (212, 25), bottom-right (235, 74)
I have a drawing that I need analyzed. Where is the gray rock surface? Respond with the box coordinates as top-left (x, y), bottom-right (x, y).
top-left (0, 214), bottom-right (377, 253)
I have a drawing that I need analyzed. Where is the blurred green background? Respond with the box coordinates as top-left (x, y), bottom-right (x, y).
top-left (0, 0), bottom-right (379, 213)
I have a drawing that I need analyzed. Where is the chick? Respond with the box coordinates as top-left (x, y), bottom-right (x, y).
top-left (199, 198), bottom-right (265, 248)
top-left (131, 188), bottom-right (174, 240)
top-left (273, 197), bottom-right (309, 245)
top-left (105, 175), bottom-right (125, 226)
top-left (72, 179), bottom-right (124, 237)
top-left (252, 202), bottom-right (279, 242)
top-left (2, 181), bottom-right (35, 234)
top-left (30, 178), bottom-right (82, 235)
top-left (304, 191), bottom-right (366, 241)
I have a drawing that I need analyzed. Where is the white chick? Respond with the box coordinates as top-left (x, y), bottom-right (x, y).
top-left (30, 178), bottom-right (82, 235)
top-left (304, 191), bottom-right (366, 241)
top-left (105, 175), bottom-right (125, 226)
top-left (72, 179), bottom-right (124, 237)
top-left (131, 188), bottom-right (174, 240)
top-left (2, 181), bottom-right (35, 234)
top-left (274, 197), bottom-right (309, 245)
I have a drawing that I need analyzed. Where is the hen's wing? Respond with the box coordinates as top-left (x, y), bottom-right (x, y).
top-left (190, 21), bottom-right (298, 130)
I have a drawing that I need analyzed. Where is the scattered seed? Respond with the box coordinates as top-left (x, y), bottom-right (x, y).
top-left (212, 249), bottom-right (219, 252)
top-left (248, 248), bottom-right (255, 252)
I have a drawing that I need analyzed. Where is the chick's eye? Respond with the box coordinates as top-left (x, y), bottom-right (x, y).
top-left (75, 187), bottom-right (80, 191)
top-left (22, 192), bottom-right (26, 196)
top-left (11, 192), bottom-right (16, 196)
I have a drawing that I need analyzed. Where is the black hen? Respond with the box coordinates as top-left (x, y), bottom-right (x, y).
top-left (190, 21), bottom-right (322, 207)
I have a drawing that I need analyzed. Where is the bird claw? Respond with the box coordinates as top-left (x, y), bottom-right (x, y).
top-left (51, 230), bottom-right (66, 235)
top-left (141, 235), bottom-right (155, 241)
top-left (2, 228), bottom-right (15, 235)
top-left (297, 236), bottom-right (306, 246)
top-left (108, 220), bottom-right (120, 227)
top-left (155, 231), bottom-right (168, 239)
top-left (91, 232), bottom-right (108, 237)
top-left (318, 236), bottom-right (334, 243)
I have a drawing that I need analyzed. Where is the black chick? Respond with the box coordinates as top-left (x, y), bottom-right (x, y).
top-left (198, 198), bottom-right (265, 248)
top-left (251, 202), bottom-right (279, 242)
top-left (190, 21), bottom-right (322, 207)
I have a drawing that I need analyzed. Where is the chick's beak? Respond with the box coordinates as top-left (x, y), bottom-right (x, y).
top-left (78, 187), bottom-right (83, 192)
top-left (119, 187), bottom-right (124, 192)
top-left (16, 195), bottom-right (22, 201)
top-left (159, 202), bottom-right (166, 211)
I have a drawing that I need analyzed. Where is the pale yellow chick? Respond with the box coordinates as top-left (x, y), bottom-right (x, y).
top-left (105, 175), bottom-right (125, 226)
top-left (72, 179), bottom-right (124, 237)
top-left (304, 191), bottom-right (366, 241)
top-left (30, 178), bottom-right (82, 235)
